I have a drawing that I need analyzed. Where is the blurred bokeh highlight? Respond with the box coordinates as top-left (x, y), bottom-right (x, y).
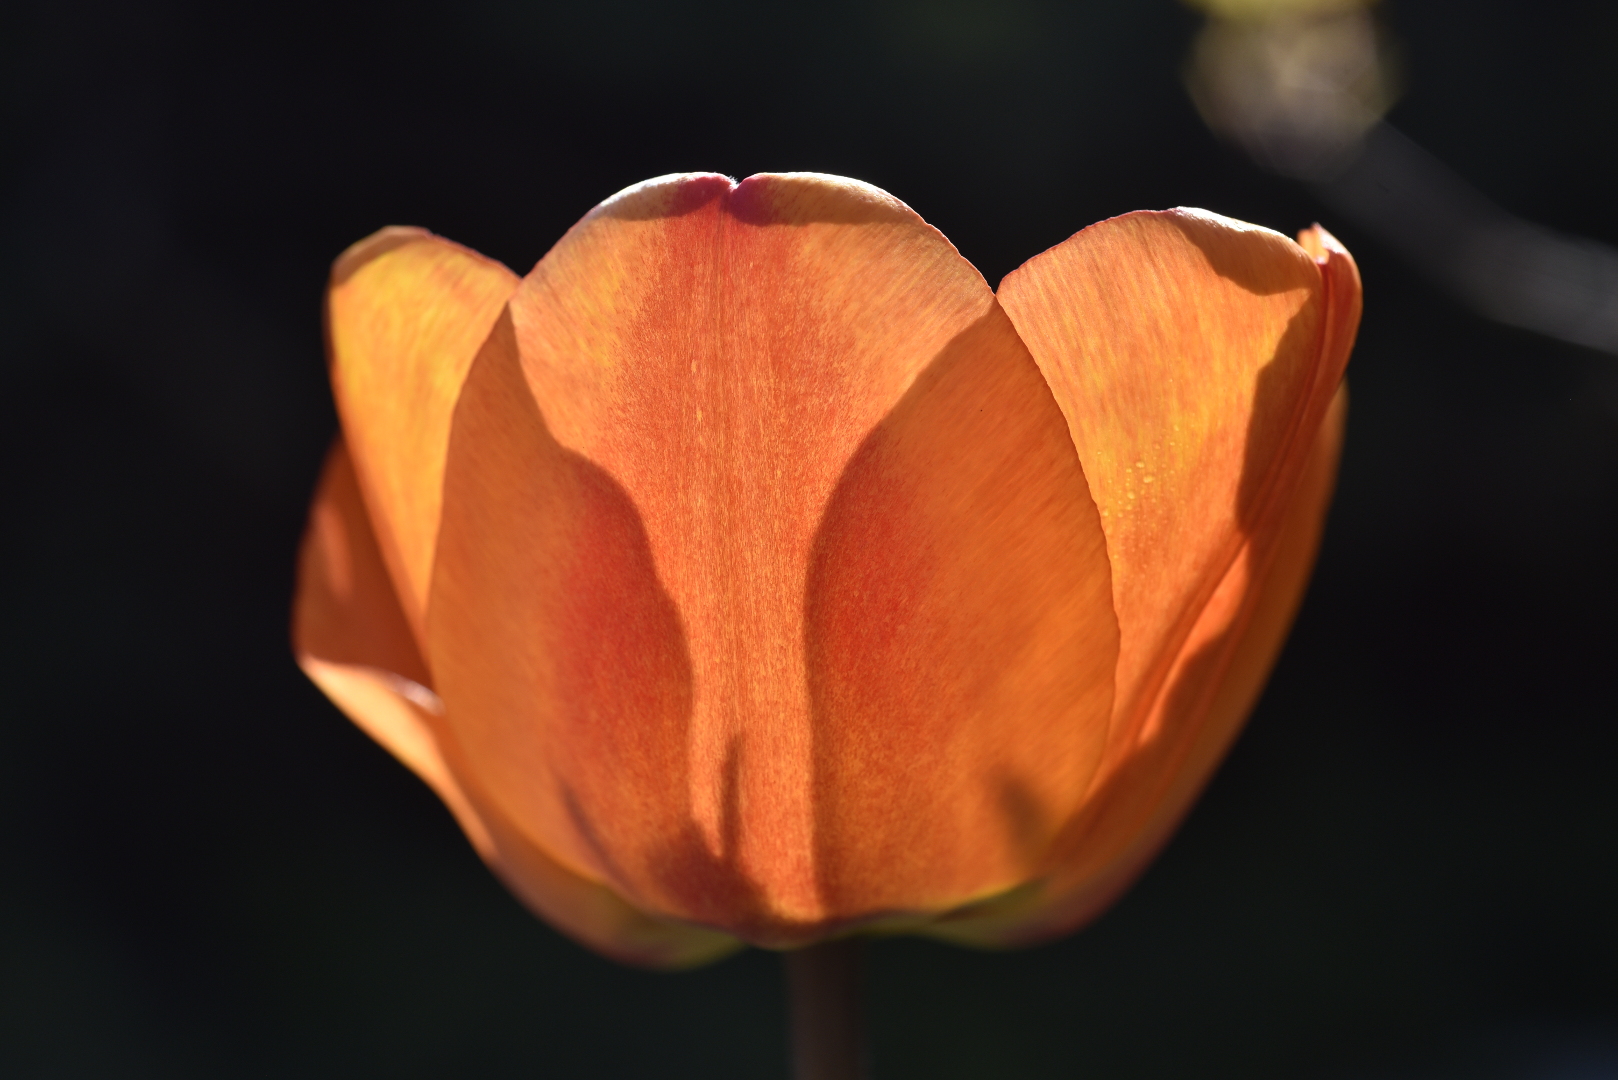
top-left (2, 0), bottom-right (1615, 1077)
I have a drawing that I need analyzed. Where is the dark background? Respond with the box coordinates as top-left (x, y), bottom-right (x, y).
top-left (3, 1), bottom-right (1615, 1076)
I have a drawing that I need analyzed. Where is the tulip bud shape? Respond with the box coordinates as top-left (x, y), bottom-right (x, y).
top-left (293, 173), bottom-right (1360, 966)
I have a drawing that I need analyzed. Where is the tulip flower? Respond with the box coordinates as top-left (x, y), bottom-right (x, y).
top-left (293, 172), bottom-right (1359, 972)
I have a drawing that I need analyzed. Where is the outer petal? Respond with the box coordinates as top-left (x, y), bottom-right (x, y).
top-left (999, 209), bottom-right (1350, 757)
top-left (930, 385), bottom-right (1347, 946)
top-left (293, 440), bottom-right (739, 967)
top-left (326, 227), bottom-right (519, 636)
top-left (422, 174), bottom-right (1119, 943)
top-left (293, 439), bottom-right (445, 795)
top-left (952, 218), bottom-right (1359, 945)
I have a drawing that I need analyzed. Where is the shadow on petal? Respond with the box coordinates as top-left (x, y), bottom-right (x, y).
top-left (426, 306), bottom-right (794, 941)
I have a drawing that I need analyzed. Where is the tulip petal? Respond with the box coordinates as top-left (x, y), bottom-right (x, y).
top-left (805, 302), bottom-right (1118, 918)
top-left (929, 384), bottom-right (1347, 946)
top-left (948, 218), bottom-right (1360, 946)
top-left (326, 227), bottom-right (519, 635)
top-left (998, 210), bottom-right (1355, 768)
top-left (423, 174), bottom-right (1118, 941)
top-left (293, 439), bottom-right (449, 802)
top-left (293, 440), bottom-right (740, 967)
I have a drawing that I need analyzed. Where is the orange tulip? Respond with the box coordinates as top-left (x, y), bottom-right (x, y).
top-left (293, 173), bottom-right (1359, 968)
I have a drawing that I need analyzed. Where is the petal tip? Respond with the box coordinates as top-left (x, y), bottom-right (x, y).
top-left (592, 172), bottom-right (735, 222)
top-left (330, 226), bottom-right (435, 286)
top-left (588, 170), bottom-right (922, 232)
top-left (731, 171), bottom-right (914, 224)
top-left (1166, 206), bottom-right (1290, 243)
top-left (1297, 223), bottom-right (1348, 263)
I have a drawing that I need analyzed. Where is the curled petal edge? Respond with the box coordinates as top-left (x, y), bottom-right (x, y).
top-left (292, 441), bottom-right (740, 968)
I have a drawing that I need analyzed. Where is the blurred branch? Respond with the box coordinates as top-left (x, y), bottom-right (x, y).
top-left (1318, 123), bottom-right (1618, 354)
top-left (1184, 0), bottom-right (1618, 355)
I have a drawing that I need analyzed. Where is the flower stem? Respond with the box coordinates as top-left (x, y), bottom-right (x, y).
top-left (784, 938), bottom-right (869, 1080)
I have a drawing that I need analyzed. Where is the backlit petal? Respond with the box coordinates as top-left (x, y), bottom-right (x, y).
top-left (326, 227), bottom-right (519, 635)
top-left (293, 439), bottom-right (446, 800)
top-left (998, 209), bottom-right (1355, 774)
top-left (950, 220), bottom-right (1359, 946)
top-left (422, 174), bottom-right (1119, 942)
top-left (293, 440), bottom-right (738, 968)
top-left (930, 384), bottom-right (1347, 946)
